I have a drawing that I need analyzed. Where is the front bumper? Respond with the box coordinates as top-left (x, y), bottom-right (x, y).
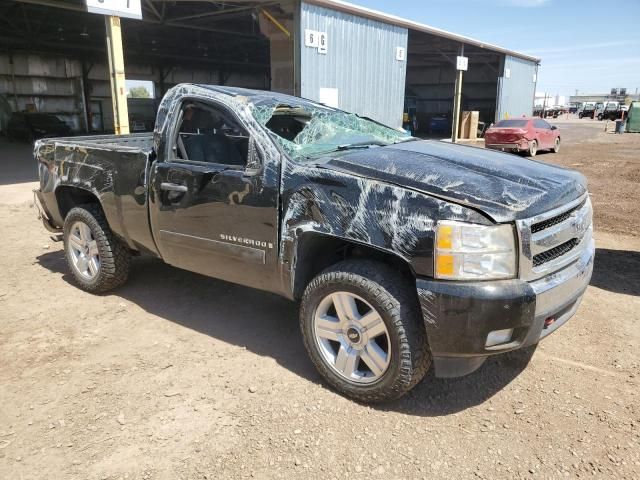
top-left (417, 238), bottom-right (594, 377)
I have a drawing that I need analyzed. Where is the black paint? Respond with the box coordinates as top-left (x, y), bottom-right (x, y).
top-left (34, 84), bottom-right (591, 375)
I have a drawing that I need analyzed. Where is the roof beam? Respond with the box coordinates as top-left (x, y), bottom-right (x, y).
top-left (165, 4), bottom-right (266, 22)
top-left (12, 0), bottom-right (85, 13)
top-left (143, 0), bottom-right (162, 21)
top-left (11, 0), bottom-right (265, 39)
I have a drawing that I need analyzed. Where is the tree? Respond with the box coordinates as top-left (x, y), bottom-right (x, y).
top-left (128, 86), bottom-right (151, 98)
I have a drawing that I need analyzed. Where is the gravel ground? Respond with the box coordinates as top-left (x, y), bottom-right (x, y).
top-left (1, 121), bottom-right (639, 479)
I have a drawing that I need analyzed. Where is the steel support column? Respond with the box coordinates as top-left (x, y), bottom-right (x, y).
top-left (105, 16), bottom-right (129, 135)
top-left (451, 44), bottom-right (464, 143)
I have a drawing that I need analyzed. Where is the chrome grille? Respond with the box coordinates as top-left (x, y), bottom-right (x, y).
top-left (516, 194), bottom-right (593, 281)
top-left (532, 238), bottom-right (579, 267)
top-left (531, 201), bottom-right (585, 234)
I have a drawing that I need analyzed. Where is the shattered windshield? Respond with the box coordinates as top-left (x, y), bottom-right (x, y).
top-left (250, 99), bottom-right (412, 161)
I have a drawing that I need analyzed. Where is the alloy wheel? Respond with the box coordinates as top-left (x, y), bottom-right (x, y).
top-left (67, 221), bottom-right (101, 280)
top-left (313, 291), bottom-right (391, 384)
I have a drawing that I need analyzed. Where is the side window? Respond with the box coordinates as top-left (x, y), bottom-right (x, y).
top-left (533, 119), bottom-right (549, 129)
top-left (173, 101), bottom-right (249, 167)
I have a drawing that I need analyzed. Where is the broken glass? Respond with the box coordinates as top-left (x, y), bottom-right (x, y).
top-left (250, 101), bottom-right (411, 161)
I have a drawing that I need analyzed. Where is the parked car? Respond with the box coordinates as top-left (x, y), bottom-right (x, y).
top-left (543, 106), bottom-right (565, 118)
top-left (6, 112), bottom-right (72, 142)
top-left (33, 84), bottom-right (593, 403)
top-left (484, 118), bottom-right (561, 157)
top-left (429, 115), bottom-right (450, 135)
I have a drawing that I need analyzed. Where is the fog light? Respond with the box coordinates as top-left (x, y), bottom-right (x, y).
top-left (485, 328), bottom-right (514, 347)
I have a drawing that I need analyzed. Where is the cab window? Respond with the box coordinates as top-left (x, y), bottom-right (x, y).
top-left (533, 119), bottom-right (550, 129)
top-left (173, 101), bottom-right (249, 167)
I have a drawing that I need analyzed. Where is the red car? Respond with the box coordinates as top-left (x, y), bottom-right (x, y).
top-left (484, 118), bottom-right (561, 157)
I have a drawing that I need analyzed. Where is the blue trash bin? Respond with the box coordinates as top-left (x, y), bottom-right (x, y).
top-left (615, 120), bottom-right (625, 134)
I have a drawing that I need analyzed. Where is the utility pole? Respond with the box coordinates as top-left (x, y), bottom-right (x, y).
top-left (104, 16), bottom-right (129, 135)
top-left (451, 44), bottom-right (465, 143)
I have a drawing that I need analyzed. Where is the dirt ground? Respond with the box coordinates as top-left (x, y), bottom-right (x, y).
top-left (1, 120), bottom-right (639, 479)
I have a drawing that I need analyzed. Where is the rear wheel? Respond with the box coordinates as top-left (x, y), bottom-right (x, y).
top-left (553, 137), bottom-right (561, 153)
top-left (300, 260), bottom-right (430, 403)
top-left (63, 205), bottom-right (130, 293)
top-left (528, 140), bottom-right (538, 157)
top-left (597, 114), bottom-right (603, 121)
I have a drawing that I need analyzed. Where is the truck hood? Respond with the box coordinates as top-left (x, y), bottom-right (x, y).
top-left (321, 140), bottom-right (587, 223)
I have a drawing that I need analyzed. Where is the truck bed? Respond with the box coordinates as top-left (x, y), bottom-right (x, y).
top-left (35, 132), bottom-right (157, 255)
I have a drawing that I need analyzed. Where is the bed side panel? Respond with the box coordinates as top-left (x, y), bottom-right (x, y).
top-left (37, 140), bottom-right (156, 255)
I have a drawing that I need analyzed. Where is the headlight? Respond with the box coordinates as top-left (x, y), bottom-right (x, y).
top-left (434, 221), bottom-right (517, 280)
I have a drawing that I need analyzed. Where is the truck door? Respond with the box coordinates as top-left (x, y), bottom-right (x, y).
top-left (148, 99), bottom-right (281, 293)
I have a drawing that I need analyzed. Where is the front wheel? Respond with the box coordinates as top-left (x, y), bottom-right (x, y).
top-left (300, 260), bottom-right (431, 403)
top-left (63, 205), bottom-right (131, 293)
top-left (553, 137), bottom-right (561, 153)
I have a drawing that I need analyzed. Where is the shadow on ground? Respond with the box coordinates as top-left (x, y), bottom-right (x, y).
top-left (590, 248), bottom-right (640, 296)
top-left (37, 250), bottom-right (534, 416)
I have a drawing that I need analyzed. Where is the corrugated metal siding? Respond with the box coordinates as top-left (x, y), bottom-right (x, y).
top-left (496, 55), bottom-right (537, 120)
top-left (299, 2), bottom-right (408, 128)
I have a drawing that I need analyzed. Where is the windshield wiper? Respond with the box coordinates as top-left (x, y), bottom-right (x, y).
top-left (337, 141), bottom-right (387, 151)
top-left (393, 137), bottom-right (419, 144)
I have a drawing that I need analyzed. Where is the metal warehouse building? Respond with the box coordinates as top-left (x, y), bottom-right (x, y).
top-left (0, 0), bottom-right (540, 136)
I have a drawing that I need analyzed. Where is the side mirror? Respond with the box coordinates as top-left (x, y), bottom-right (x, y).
top-left (551, 125), bottom-right (558, 130)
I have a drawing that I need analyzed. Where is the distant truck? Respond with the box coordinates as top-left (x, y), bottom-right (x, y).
top-left (578, 102), bottom-right (596, 119)
top-left (596, 102), bottom-right (620, 121)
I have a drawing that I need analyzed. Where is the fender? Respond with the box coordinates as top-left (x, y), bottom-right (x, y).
top-left (279, 159), bottom-right (493, 298)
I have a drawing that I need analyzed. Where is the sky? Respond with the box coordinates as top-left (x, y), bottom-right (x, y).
top-left (351, 0), bottom-right (640, 97)
top-left (125, 79), bottom-right (154, 97)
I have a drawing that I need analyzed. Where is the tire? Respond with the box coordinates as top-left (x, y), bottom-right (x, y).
top-left (597, 114), bottom-right (603, 121)
top-left (299, 260), bottom-right (431, 403)
top-left (578, 113), bottom-right (583, 119)
top-left (528, 140), bottom-right (538, 157)
top-left (63, 204), bottom-right (130, 293)
top-left (553, 137), bottom-right (561, 153)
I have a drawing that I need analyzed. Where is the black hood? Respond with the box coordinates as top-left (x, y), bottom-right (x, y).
top-left (321, 140), bottom-right (587, 223)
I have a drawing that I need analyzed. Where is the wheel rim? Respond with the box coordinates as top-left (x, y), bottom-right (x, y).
top-left (313, 291), bottom-right (391, 385)
top-left (67, 221), bottom-right (100, 280)
top-left (555, 138), bottom-right (560, 152)
top-left (531, 141), bottom-right (537, 156)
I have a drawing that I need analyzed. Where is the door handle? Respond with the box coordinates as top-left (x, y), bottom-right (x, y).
top-left (160, 182), bottom-right (188, 193)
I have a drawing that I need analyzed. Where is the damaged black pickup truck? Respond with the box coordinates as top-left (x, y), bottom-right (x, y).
top-left (34, 84), bottom-right (594, 402)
